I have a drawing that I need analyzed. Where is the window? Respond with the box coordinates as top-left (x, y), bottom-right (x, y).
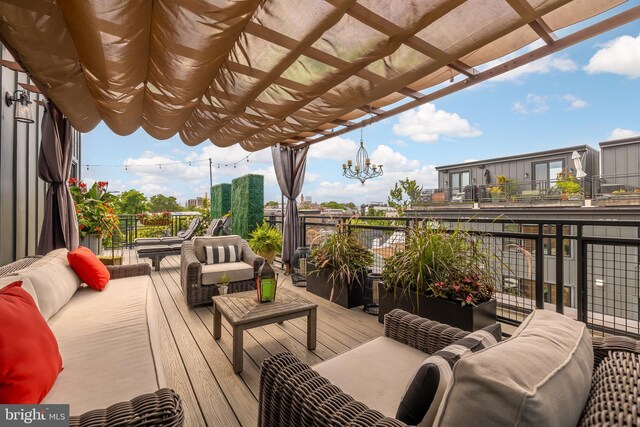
top-left (543, 225), bottom-right (572, 257)
top-left (532, 159), bottom-right (564, 189)
top-left (449, 171), bottom-right (470, 200)
top-left (70, 162), bottom-right (78, 180)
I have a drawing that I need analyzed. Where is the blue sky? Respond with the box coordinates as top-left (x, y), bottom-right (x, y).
top-left (82, 12), bottom-right (640, 206)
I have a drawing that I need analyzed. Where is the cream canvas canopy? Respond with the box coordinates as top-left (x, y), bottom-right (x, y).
top-left (0, 0), bottom-right (637, 151)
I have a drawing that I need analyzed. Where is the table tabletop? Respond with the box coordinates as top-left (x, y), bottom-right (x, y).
top-left (212, 287), bottom-right (317, 326)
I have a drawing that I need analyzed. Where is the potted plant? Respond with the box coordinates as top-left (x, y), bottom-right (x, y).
top-left (488, 186), bottom-right (503, 202)
top-left (307, 225), bottom-right (374, 308)
top-left (218, 273), bottom-right (230, 295)
top-left (69, 179), bottom-right (119, 254)
top-left (248, 220), bottom-right (283, 264)
top-left (378, 220), bottom-right (498, 331)
top-left (555, 169), bottom-right (581, 200)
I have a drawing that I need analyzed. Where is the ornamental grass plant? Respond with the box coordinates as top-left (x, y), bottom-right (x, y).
top-left (381, 220), bottom-right (497, 306)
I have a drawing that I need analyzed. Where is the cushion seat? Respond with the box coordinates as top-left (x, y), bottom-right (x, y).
top-left (43, 275), bottom-right (164, 416)
top-left (313, 336), bottom-right (430, 417)
top-left (201, 262), bottom-right (254, 285)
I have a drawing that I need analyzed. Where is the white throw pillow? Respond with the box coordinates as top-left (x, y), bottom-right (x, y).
top-left (0, 275), bottom-right (40, 311)
top-left (14, 249), bottom-right (81, 321)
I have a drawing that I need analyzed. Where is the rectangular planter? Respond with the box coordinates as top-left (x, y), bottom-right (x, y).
top-left (378, 284), bottom-right (497, 331)
top-left (306, 262), bottom-right (364, 309)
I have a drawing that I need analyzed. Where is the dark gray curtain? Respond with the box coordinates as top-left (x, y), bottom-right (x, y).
top-left (37, 102), bottom-right (79, 254)
top-left (271, 144), bottom-right (309, 267)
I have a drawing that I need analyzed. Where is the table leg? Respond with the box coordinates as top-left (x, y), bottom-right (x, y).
top-left (233, 326), bottom-right (244, 373)
top-left (307, 308), bottom-right (317, 350)
top-left (213, 303), bottom-right (221, 340)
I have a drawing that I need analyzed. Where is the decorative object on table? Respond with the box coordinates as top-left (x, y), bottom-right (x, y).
top-left (248, 220), bottom-right (283, 265)
top-left (342, 123), bottom-right (382, 186)
top-left (307, 224), bottom-right (374, 308)
top-left (379, 220), bottom-right (498, 330)
top-left (363, 272), bottom-right (382, 315)
top-left (291, 246), bottom-right (311, 287)
top-left (69, 179), bottom-right (119, 255)
top-left (218, 273), bottom-right (230, 295)
top-left (255, 258), bottom-right (277, 303)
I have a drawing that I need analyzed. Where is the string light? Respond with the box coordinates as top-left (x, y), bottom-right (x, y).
top-left (84, 153), bottom-right (252, 171)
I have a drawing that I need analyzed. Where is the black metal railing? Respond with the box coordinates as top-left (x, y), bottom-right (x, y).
top-left (291, 213), bottom-right (640, 338)
top-left (117, 213), bottom-right (202, 247)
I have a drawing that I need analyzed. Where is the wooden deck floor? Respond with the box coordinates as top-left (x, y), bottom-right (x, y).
top-left (123, 250), bottom-right (383, 427)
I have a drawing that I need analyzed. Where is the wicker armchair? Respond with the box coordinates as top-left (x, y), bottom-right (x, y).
top-left (181, 235), bottom-right (263, 307)
top-left (258, 309), bottom-right (640, 427)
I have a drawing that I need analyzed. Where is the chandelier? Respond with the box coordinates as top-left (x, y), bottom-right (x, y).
top-left (342, 127), bottom-right (383, 185)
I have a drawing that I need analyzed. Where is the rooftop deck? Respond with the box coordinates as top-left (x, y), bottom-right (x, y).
top-left (122, 250), bottom-right (383, 427)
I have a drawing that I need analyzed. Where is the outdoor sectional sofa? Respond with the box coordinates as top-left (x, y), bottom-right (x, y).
top-left (259, 308), bottom-right (640, 427)
top-left (0, 250), bottom-right (183, 426)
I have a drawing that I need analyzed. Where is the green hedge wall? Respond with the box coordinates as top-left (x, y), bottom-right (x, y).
top-left (210, 183), bottom-right (231, 219)
top-left (231, 174), bottom-right (264, 239)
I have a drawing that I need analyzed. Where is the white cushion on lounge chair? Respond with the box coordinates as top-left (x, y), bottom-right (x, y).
top-left (313, 336), bottom-right (429, 417)
top-left (200, 262), bottom-right (254, 285)
top-left (0, 275), bottom-right (40, 311)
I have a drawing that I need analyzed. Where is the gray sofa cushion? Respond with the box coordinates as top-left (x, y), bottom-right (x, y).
top-left (313, 336), bottom-right (430, 417)
top-left (434, 310), bottom-right (593, 427)
top-left (396, 323), bottom-right (501, 426)
top-left (201, 262), bottom-right (254, 285)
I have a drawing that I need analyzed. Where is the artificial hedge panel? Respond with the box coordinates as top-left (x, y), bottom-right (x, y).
top-left (231, 174), bottom-right (264, 239)
top-left (210, 183), bottom-right (231, 219)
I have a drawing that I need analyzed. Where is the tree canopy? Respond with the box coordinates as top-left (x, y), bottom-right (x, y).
top-left (115, 189), bottom-right (148, 214)
top-left (265, 200), bottom-right (279, 207)
top-left (148, 194), bottom-right (184, 213)
top-left (388, 178), bottom-right (423, 215)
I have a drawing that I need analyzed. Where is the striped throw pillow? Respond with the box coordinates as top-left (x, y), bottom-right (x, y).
top-left (204, 245), bottom-right (241, 264)
top-left (396, 323), bottom-right (501, 427)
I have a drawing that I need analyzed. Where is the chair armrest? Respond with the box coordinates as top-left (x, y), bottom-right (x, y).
top-left (70, 388), bottom-right (183, 427)
top-left (384, 309), bottom-right (470, 354)
top-left (240, 240), bottom-right (263, 267)
top-left (181, 241), bottom-right (203, 291)
top-left (106, 263), bottom-right (151, 279)
top-left (259, 352), bottom-right (407, 427)
top-left (592, 335), bottom-right (640, 369)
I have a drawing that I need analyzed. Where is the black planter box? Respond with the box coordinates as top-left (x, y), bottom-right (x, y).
top-left (306, 262), bottom-right (364, 309)
top-left (378, 284), bottom-right (497, 331)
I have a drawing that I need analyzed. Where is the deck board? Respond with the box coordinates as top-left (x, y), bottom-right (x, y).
top-left (124, 249), bottom-right (383, 427)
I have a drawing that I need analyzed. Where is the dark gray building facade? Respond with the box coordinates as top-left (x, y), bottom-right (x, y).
top-left (0, 45), bottom-right (81, 265)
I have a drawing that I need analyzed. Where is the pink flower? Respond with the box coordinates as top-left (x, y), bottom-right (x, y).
top-left (466, 295), bottom-right (472, 302)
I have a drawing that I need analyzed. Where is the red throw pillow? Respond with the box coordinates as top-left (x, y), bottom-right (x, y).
top-left (0, 281), bottom-right (63, 403)
top-left (67, 246), bottom-right (110, 291)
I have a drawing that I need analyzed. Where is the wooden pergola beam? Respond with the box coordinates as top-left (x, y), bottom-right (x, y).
top-left (0, 59), bottom-right (24, 72)
top-left (18, 82), bottom-right (40, 94)
top-left (298, 5), bottom-right (640, 147)
top-left (506, 0), bottom-right (558, 45)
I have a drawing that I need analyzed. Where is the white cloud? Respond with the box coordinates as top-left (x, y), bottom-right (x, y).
top-left (308, 136), bottom-right (358, 160)
top-left (585, 34), bottom-right (640, 79)
top-left (390, 139), bottom-right (407, 147)
top-left (369, 145), bottom-right (421, 171)
top-left (393, 103), bottom-right (482, 142)
top-left (562, 94), bottom-right (588, 110)
top-left (513, 93), bottom-right (548, 114)
top-left (489, 55), bottom-right (577, 82)
top-left (607, 128), bottom-right (640, 140)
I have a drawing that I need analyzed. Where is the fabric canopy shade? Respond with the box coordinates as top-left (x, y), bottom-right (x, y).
top-left (272, 144), bottom-right (309, 268)
top-left (0, 0), bottom-right (631, 151)
top-left (37, 102), bottom-right (80, 255)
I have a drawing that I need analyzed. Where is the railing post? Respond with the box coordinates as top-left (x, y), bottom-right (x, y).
top-left (555, 224), bottom-right (564, 314)
top-left (535, 225), bottom-right (545, 309)
top-left (300, 215), bottom-right (306, 247)
top-left (577, 225), bottom-right (588, 324)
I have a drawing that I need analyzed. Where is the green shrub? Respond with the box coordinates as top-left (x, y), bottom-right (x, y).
top-left (231, 174), bottom-right (264, 239)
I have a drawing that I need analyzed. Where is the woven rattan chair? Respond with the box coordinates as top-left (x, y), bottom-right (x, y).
top-left (181, 235), bottom-right (263, 307)
top-left (258, 309), bottom-right (640, 427)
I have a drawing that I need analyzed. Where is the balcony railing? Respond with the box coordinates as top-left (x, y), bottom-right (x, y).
top-left (117, 213), bottom-right (202, 247)
top-left (274, 214), bottom-right (640, 338)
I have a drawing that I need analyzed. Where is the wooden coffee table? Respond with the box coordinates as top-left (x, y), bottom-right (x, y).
top-left (212, 287), bottom-right (318, 373)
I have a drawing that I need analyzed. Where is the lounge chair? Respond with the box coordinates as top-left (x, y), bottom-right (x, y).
top-left (135, 217), bottom-right (201, 246)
